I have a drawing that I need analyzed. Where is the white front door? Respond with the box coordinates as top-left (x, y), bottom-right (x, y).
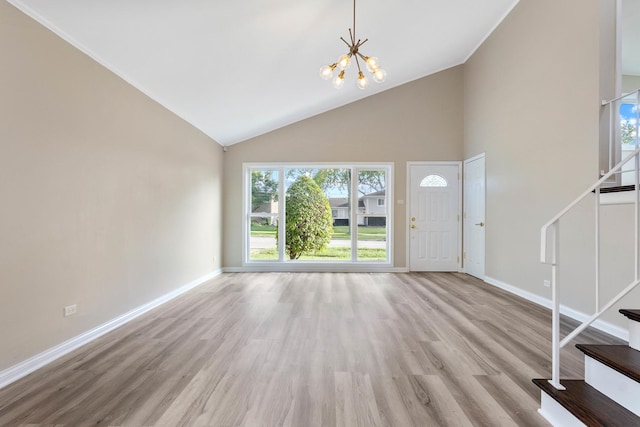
top-left (464, 155), bottom-right (486, 279)
top-left (409, 163), bottom-right (460, 271)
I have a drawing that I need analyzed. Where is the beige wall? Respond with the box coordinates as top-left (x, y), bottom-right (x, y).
top-left (464, 0), bottom-right (599, 307)
top-left (223, 67), bottom-right (465, 268)
top-left (622, 74), bottom-right (640, 92)
top-left (464, 0), bottom-right (640, 328)
top-left (0, 3), bottom-right (223, 371)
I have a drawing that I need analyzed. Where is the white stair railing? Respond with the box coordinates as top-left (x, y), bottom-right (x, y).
top-left (540, 89), bottom-right (640, 391)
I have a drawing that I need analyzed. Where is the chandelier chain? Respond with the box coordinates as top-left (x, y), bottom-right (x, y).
top-left (353, 0), bottom-right (356, 43)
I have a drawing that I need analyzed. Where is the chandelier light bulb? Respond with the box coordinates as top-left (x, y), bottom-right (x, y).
top-left (320, 64), bottom-right (336, 80)
top-left (333, 70), bottom-right (346, 89)
top-left (372, 68), bottom-right (387, 83)
top-left (357, 71), bottom-right (369, 90)
top-left (365, 56), bottom-right (380, 72)
top-left (319, 0), bottom-right (386, 89)
top-left (337, 54), bottom-right (351, 70)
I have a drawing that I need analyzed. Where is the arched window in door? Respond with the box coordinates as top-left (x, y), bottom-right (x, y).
top-left (420, 174), bottom-right (448, 187)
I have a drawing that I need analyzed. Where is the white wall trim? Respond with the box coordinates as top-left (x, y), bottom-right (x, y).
top-left (484, 276), bottom-right (629, 342)
top-left (223, 266), bottom-right (409, 273)
top-left (0, 269), bottom-right (222, 390)
top-left (463, 152), bottom-right (487, 164)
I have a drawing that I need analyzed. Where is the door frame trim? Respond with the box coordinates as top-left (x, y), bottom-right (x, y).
top-left (463, 153), bottom-right (486, 278)
top-left (406, 161), bottom-right (463, 272)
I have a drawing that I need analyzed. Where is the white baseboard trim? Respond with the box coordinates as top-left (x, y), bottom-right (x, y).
top-left (0, 269), bottom-right (222, 390)
top-left (223, 266), bottom-right (410, 273)
top-left (484, 276), bottom-right (629, 342)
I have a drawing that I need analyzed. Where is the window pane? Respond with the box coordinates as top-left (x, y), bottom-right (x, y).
top-left (251, 170), bottom-right (278, 213)
top-left (249, 169), bottom-right (279, 260)
top-left (357, 170), bottom-right (387, 261)
top-left (420, 175), bottom-right (448, 187)
top-left (284, 168), bottom-right (351, 261)
top-left (249, 216), bottom-right (278, 260)
top-left (620, 98), bottom-right (639, 185)
top-left (620, 101), bottom-right (638, 146)
top-left (357, 220), bottom-right (387, 261)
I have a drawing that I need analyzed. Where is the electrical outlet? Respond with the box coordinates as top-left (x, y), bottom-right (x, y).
top-left (64, 304), bottom-right (77, 317)
top-left (543, 280), bottom-right (551, 288)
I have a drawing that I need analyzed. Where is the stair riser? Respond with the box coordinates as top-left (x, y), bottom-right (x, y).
top-left (538, 393), bottom-right (587, 427)
top-left (585, 356), bottom-right (640, 417)
top-left (630, 320), bottom-right (640, 351)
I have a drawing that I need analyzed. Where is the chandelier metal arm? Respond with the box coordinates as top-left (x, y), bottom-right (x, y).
top-left (355, 39), bottom-right (368, 50)
top-left (355, 51), bottom-right (368, 62)
top-left (354, 55), bottom-right (362, 74)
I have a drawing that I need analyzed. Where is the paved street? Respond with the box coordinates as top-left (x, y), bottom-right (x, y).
top-left (250, 236), bottom-right (386, 249)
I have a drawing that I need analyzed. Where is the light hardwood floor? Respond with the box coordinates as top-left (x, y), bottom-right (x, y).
top-left (0, 272), bottom-right (624, 426)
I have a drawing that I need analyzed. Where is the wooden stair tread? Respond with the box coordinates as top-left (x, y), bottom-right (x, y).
top-left (596, 185), bottom-right (636, 194)
top-left (576, 344), bottom-right (640, 383)
top-left (620, 309), bottom-right (640, 323)
top-left (533, 379), bottom-right (640, 426)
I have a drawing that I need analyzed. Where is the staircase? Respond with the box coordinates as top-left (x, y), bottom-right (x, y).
top-left (534, 309), bottom-right (640, 426)
top-left (536, 89), bottom-right (640, 426)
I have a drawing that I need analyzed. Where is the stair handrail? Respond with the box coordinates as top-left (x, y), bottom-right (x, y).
top-left (601, 88), bottom-right (640, 106)
top-left (540, 143), bottom-right (640, 391)
top-left (540, 146), bottom-right (640, 264)
top-left (543, 87), bottom-right (640, 263)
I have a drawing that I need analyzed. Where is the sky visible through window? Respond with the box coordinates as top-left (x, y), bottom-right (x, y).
top-left (620, 103), bottom-right (638, 121)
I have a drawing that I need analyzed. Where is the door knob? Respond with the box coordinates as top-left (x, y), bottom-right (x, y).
top-left (411, 225), bottom-right (416, 229)
top-left (411, 217), bottom-right (416, 222)
top-left (475, 222), bottom-right (484, 227)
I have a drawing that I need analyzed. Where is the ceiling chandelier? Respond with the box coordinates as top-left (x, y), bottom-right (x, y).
top-left (319, 0), bottom-right (386, 90)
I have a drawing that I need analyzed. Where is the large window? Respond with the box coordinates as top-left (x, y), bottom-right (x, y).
top-left (244, 164), bottom-right (392, 265)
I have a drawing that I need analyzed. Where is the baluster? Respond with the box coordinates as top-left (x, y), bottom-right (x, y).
top-left (636, 149), bottom-right (640, 281)
top-left (595, 187), bottom-right (600, 311)
top-left (549, 221), bottom-right (565, 390)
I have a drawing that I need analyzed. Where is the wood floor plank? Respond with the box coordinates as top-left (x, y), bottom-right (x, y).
top-left (476, 374), bottom-right (548, 427)
top-left (438, 374), bottom-right (518, 427)
top-left (335, 372), bottom-right (382, 427)
top-left (369, 374), bottom-right (418, 427)
top-left (0, 272), bottom-right (626, 426)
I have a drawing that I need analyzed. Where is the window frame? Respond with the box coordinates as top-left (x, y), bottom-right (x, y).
top-left (243, 162), bottom-right (393, 268)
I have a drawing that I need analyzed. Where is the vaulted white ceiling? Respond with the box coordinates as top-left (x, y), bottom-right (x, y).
top-left (9, 0), bottom-right (520, 145)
